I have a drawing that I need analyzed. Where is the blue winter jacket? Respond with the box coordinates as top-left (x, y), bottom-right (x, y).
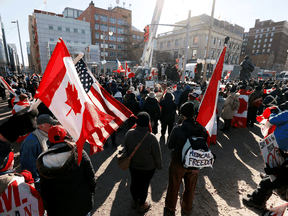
top-left (269, 110), bottom-right (288, 151)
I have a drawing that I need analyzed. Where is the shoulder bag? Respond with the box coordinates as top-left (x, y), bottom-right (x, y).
top-left (117, 131), bottom-right (149, 170)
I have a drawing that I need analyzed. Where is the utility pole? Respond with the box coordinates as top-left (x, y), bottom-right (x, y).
top-left (202, 0), bottom-right (216, 82)
top-left (11, 20), bottom-right (25, 74)
top-left (182, 10), bottom-right (191, 82)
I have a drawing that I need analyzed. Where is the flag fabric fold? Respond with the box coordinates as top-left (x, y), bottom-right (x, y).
top-left (125, 61), bottom-right (134, 78)
top-left (75, 58), bottom-right (135, 155)
top-left (196, 46), bottom-right (227, 146)
top-left (35, 38), bottom-right (114, 163)
top-left (0, 76), bottom-right (16, 96)
top-left (231, 89), bottom-right (249, 128)
top-left (224, 71), bottom-right (231, 81)
top-left (116, 58), bottom-right (124, 73)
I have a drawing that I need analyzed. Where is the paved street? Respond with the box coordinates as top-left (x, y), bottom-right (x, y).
top-left (0, 97), bottom-right (286, 216)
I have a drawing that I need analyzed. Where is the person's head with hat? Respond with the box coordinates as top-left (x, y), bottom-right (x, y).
top-left (148, 91), bottom-right (156, 99)
top-left (136, 112), bottom-right (151, 128)
top-left (180, 102), bottom-right (195, 119)
top-left (48, 125), bottom-right (70, 145)
top-left (37, 114), bottom-right (58, 134)
top-left (19, 93), bottom-right (29, 102)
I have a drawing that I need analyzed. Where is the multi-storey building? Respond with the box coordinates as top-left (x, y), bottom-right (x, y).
top-left (29, 9), bottom-right (100, 74)
top-left (156, 14), bottom-right (244, 68)
top-left (77, 1), bottom-right (144, 74)
top-left (7, 44), bottom-right (20, 74)
top-left (0, 14), bottom-right (9, 74)
top-left (240, 19), bottom-right (288, 72)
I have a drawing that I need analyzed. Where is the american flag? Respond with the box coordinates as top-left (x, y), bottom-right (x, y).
top-left (75, 58), bottom-right (134, 155)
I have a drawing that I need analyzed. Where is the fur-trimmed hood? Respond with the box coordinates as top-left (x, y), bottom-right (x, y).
top-left (36, 142), bottom-right (78, 179)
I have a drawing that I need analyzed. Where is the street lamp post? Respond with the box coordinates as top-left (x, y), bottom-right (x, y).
top-left (182, 10), bottom-right (191, 82)
top-left (11, 20), bottom-right (25, 74)
top-left (102, 31), bottom-right (113, 77)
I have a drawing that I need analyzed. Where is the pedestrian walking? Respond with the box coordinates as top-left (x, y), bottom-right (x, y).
top-left (124, 112), bottom-right (162, 213)
top-left (142, 92), bottom-right (160, 134)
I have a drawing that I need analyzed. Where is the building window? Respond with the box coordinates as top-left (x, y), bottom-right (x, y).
top-left (256, 30), bottom-right (259, 33)
top-left (267, 28), bottom-right (270, 31)
top-left (255, 35), bottom-right (258, 39)
top-left (175, 39), bottom-right (179, 46)
top-left (117, 27), bottom-right (124, 34)
top-left (50, 38), bottom-right (54, 41)
top-left (213, 37), bottom-right (216, 44)
top-left (211, 50), bottom-right (215, 58)
top-left (132, 35), bottom-right (136, 40)
top-left (266, 33), bottom-right (269, 37)
top-left (252, 50), bottom-right (255, 54)
top-left (261, 29), bottom-right (264, 32)
top-left (137, 35), bottom-right (140, 41)
top-left (117, 52), bottom-right (124, 58)
top-left (256, 49), bottom-right (259, 53)
top-left (67, 40), bottom-right (71, 43)
top-left (160, 42), bottom-right (163, 48)
top-left (167, 41), bottom-right (170, 47)
top-left (264, 39), bottom-right (267, 42)
top-left (260, 34), bottom-right (262, 38)
top-left (66, 27), bottom-right (70, 32)
top-left (100, 33), bottom-right (108, 40)
top-left (100, 24), bottom-right (108, 31)
top-left (95, 32), bottom-right (99, 39)
top-left (109, 43), bottom-right (116, 49)
top-left (271, 32), bottom-right (274, 37)
top-left (258, 39), bottom-right (261, 43)
top-left (81, 29), bottom-right (85, 34)
top-left (49, 25), bottom-right (53, 30)
top-left (141, 36), bottom-right (144, 41)
top-left (267, 49), bottom-right (270, 52)
top-left (270, 38), bottom-right (273, 42)
top-left (262, 49), bottom-right (265, 53)
top-left (218, 39), bottom-right (221, 46)
top-left (74, 28), bottom-right (78, 33)
top-left (268, 43), bottom-right (271, 47)
top-left (257, 45), bottom-right (260, 48)
top-left (244, 38), bottom-right (248, 42)
top-left (101, 51), bottom-right (108, 57)
top-left (109, 26), bottom-right (116, 33)
top-left (109, 51), bottom-right (116, 57)
top-left (117, 19), bottom-right (124, 25)
top-left (58, 27), bottom-right (62, 31)
top-left (193, 36), bottom-right (198, 44)
top-left (253, 45), bottom-right (256, 48)
top-left (95, 23), bottom-right (99, 30)
top-left (82, 42), bottom-right (85, 44)
top-left (109, 35), bottom-right (116, 41)
top-left (74, 41), bottom-right (78, 44)
top-left (272, 27), bottom-right (275, 31)
top-left (100, 15), bottom-right (108, 22)
top-left (117, 44), bottom-right (124, 50)
top-left (254, 40), bottom-right (257, 43)
top-left (109, 17), bottom-right (116, 24)
top-left (94, 14), bottom-right (99, 20)
top-left (263, 44), bottom-right (266, 48)
top-left (117, 36), bottom-right (124, 42)
top-left (100, 43), bottom-right (108, 49)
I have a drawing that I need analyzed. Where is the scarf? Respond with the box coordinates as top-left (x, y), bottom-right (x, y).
top-left (33, 129), bottom-right (48, 151)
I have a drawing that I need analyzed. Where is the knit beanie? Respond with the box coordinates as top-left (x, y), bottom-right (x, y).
top-left (0, 141), bottom-right (14, 172)
top-left (136, 112), bottom-right (150, 127)
top-left (0, 107), bottom-right (38, 142)
top-left (180, 102), bottom-right (194, 118)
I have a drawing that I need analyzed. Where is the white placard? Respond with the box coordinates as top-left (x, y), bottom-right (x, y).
top-left (145, 81), bottom-right (154, 89)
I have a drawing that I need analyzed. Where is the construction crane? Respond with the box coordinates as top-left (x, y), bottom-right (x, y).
top-left (135, 0), bottom-right (165, 78)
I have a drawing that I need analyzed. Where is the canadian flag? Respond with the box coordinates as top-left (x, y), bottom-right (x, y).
top-left (35, 38), bottom-right (114, 164)
top-left (264, 88), bottom-right (276, 94)
top-left (231, 89), bottom-right (249, 128)
top-left (197, 46), bottom-right (226, 146)
top-left (224, 71), bottom-right (231, 81)
top-left (125, 61), bottom-right (134, 78)
top-left (116, 58), bottom-right (125, 73)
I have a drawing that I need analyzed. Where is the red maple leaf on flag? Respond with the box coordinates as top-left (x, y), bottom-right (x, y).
top-left (65, 82), bottom-right (82, 116)
top-left (238, 98), bottom-right (247, 114)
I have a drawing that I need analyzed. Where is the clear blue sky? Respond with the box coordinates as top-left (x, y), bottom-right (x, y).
top-left (0, 0), bottom-right (287, 66)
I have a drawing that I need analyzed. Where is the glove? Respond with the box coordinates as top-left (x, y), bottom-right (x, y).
top-left (0, 107), bottom-right (38, 142)
top-left (19, 170), bottom-right (35, 184)
top-left (264, 163), bottom-right (278, 175)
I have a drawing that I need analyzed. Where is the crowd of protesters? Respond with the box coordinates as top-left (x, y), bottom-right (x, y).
top-left (1, 70), bottom-right (288, 215)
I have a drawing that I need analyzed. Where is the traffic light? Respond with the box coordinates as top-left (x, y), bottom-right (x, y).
top-left (144, 25), bottom-right (149, 42)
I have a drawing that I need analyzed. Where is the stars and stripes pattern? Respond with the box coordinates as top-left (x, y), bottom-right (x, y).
top-left (75, 58), bottom-right (134, 155)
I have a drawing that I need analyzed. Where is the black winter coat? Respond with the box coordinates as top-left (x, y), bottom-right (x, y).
top-left (159, 98), bottom-right (177, 123)
top-left (142, 97), bottom-right (160, 120)
top-left (179, 89), bottom-right (191, 107)
top-left (125, 94), bottom-right (140, 115)
top-left (37, 143), bottom-right (96, 216)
